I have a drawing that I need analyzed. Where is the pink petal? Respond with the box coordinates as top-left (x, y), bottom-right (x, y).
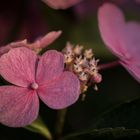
top-left (28, 31), bottom-right (62, 49)
top-left (98, 3), bottom-right (126, 58)
top-left (42, 0), bottom-right (82, 9)
top-left (122, 22), bottom-right (140, 61)
top-left (98, 3), bottom-right (140, 83)
top-left (36, 50), bottom-right (64, 85)
top-left (38, 72), bottom-right (80, 109)
top-left (121, 22), bottom-right (140, 82)
top-left (0, 86), bottom-right (39, 127)
top-left (0, 31), bottom-right (61, 56)
top-left (0, 47), bottom-right (37, 87)
top-left (0, 40), bottom-right (27, 57)
top-left (121, 62), bottom-right (140, 83)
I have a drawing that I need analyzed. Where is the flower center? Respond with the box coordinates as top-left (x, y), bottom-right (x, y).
top-left (31, 82), bottom-right (39, 90)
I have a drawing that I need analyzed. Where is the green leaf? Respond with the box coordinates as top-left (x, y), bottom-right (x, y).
top-left (62, 97), bottom-right (140, 140)
top-left (92, 97), bottom-right (140, 129)
top-left (62, 127), bottom-right (140, 140)
top-left (24, 117), bottom-right (52, 140)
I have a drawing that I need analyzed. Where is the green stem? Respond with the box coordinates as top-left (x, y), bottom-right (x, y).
top-left (25, 117), bottom-right (53, 140)
top-left (55, 108), bottom-right (67, 140)
top-left (38, 126), bottom-right (52, 140)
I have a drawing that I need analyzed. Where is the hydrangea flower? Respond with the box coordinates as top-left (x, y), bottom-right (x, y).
top-left (0, 47), bottom-right (80, 127)
top-left (62, 42), bottom-right (102, 93)
top-left (0, 31), bottom-right (62, 57)
top-left (42, 0), bottom-right (83, 9)
top-left (98, 3), bottom-right (140, 83)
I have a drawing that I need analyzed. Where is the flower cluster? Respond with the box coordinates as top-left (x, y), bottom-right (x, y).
top-left (62, 42), bottom-right (102, 93)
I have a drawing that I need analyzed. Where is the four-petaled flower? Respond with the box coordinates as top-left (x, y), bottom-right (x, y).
top-left (0, 47), bottom-right (80, 127)
top-left (98, 3), bottom-right (140, 83)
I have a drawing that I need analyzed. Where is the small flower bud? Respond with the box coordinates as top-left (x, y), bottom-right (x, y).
top-left (91, 73), bottom-right (102, 84)
top-left (75, 55), bottom-right (83, 65)
top-left (64, 54), bottom-right (74, 63)
top-left (78, 72), bottom-right (89, 82)
top-left (84, 49), bottom-right (93, 59)
top-left (94, 84), bottom-right (98, 91)
top-left (81, 57), bottom-right (89, 68)
top-left (73, 45), bottom-right (83, 55)
top-left (73, 64), bottom-right (83, 73)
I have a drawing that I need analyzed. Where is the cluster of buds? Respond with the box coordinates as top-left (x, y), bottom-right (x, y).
top-left (62, 42), bottom-right (102, 94)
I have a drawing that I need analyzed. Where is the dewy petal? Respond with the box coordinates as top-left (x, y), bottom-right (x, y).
top-left (38, 71), bottom-right (80, 109)
top-left (0, 86), bottom-right (39, 127)
top-left (36, 50), bottom-right (64, 85)
top-left (42, 0), bottom-right (82, 9)
top-left (28, 31), bottom-right (62, 49)
top-left (98, 3), bottom-right (126, 58)
top-left (0, 47), bottom-right (37, 87)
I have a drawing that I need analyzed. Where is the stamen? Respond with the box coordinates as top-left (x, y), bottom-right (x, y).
top-left (31, 82), bottom-right (39, 90)
top-left (62, 42), bottom-right (102, 93)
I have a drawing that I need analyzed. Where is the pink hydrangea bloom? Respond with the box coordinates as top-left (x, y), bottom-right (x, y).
top-left (0, 47), bottom-right (80, 127)
top-left (42, 0), bottom-right (83, 9)
top-left (98, 3), bottom-right (140, 82)
top-left (0, 31), bottom-right (62, 57)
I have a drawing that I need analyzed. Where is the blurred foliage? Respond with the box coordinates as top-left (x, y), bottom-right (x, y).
top-left (62, 96), bottom-right (140, 139)
top-left (62, 127), bottom-right (140, 140)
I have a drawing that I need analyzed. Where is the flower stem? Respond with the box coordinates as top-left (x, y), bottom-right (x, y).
top-left (55, 108), bottom-right (67, 140)
top-left (98, 60), bottom-right (120, 71)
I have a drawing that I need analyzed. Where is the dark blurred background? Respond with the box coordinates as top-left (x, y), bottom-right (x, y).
top-left (0, 0), bottom-right (140, 139)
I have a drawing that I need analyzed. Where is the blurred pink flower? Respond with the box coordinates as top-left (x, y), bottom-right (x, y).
top-left (98, 3), bottom-right (140, 82)
top-left (73, 0), bottom-right (130, 19)
top-left (0, 31), bottom-right (62, 57)
top-left (0, 0), bottom-right (48, 46)
top-left (0, 47), bottom-right (80, 127)
top-left (136, 0), bottom-right (140, 4)
top-left (42, 0), bottom-right (83, 9)
top-left (0, 17), bottom-right (15, 45)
